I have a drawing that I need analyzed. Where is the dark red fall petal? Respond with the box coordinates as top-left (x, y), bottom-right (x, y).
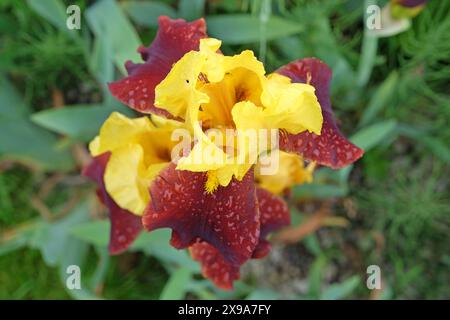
top-left (251, 188), bottom-right (290, 259)
top-left (142, 163), bottom-right (260, 265)
top-left (257, 188), bottom-right (291, 239)
top-left (395, 0), bottom-right (428, 8)
top-left (108, 16), bottom-right (207, 117)
top-left (251, 240), bottom-right (272, 259)
top-left (83, 153), bottom-right (142, 255)
top-left (189, 188), bottom-right (290, 288)
top-left (190, 241), bottom-right (240, 290)
top-left (276, 58), bottom-right (364, 169)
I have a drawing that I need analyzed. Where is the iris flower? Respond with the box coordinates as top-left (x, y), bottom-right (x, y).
top-left (84, 16), bottom-right (363, 290)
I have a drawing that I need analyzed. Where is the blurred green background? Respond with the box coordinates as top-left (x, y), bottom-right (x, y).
top-left (0, 0), bottom-right (449, 299)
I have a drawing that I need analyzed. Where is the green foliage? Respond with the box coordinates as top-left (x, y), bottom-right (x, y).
top-left (0, 168), bottom-right (36, 227)
top-left (31, 104), bottom-right (120, 142)
top-left (0, 249), bottom-right (70, 299)
top-left (2, 1), bottom-right (89, 103)
top-left (159, 267), bottom-right (192, 300)
top-left (26, 0), bottom-right (68, 33)
top-left (0, 76), bottom-right (74, 170)
top-left (206, 14), bottom-right (303, 45)
top-left (86, 0), bottom-right (141, 75)
top-left (357, 160), bottom-right (449, 298)
top-left (123, 1), bottom-right (177, 27)
top-left (321, 276), bottom-right (360, 300)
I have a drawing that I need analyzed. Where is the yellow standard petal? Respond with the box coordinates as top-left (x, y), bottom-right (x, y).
top-left (154, 51), bottom-right (209, 118)
top-left (261, 74), bottom-right (323, 135)
top-left (255, 152), bottom-right (313, 195)
top-left (151, 36), bottom-right (324, 193)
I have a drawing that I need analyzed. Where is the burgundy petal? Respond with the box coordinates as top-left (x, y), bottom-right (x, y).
top-left (276, 58), bottom-right (364, 169)
top-left (83, 153), bottom-right (142, 255)
top-left (142, 163), bottom-right (260, 265)
top-left (251, 240), bottom-right (272, 259)
top-left (190, 241), bottom-right (240, 290)
top-left (396, 0), bottom-right (428, 8)
top-left (252, 188), bottom-right (291, 259)
top-left (108, 16), bottom-right (207, 117)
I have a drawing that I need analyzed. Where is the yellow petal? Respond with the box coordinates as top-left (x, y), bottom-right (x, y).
top-left (104, 144), bottom-right (152, 216)
top-left (256, 152), bottom-right (312, 194)
top-left (261, 75), bottom-right (323, 135)
top-left (154, 51), bottom-right (209, 118)
top-left (89, 136), bottom-right (101, 156)
top-left (176, 139), bottom-right (228, 172)
top-left (231, 101), bottom-right (266, 131)
top-left (223, 50), bottom-right (265, 79)
top-left (90, 112), bottom-right (177, 216)
top-left (92, 112), bottom-right (153, 156)
top-left (199, 38), bottom-right (225, 83)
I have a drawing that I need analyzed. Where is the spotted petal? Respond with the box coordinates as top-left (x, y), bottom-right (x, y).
top-left (108, 16), bottom-right (207, 117)
top-left (190, 241), bottom-right (240, 290)
top-left (252, 188), bottom-right (290, 259)
top-left (189, 187), bottom-right (290, 289)
top-left (83, 153), bottom-right (142, 255)
top-left (276, 58), bottom-right (364, 168)
top-left (142, 163), bottom-right (259, 265)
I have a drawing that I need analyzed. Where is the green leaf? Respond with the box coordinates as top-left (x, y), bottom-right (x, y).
top-left (29, 202), bottom-right (90, 267)
top-left (337, 120), bottom-right (397, 183)
top-left (0, 75), bottom-right (29, 118)
top-left (131, 230), bottom-right (200, 272)
top-left (0, 76), bottom-right (74, 171)
top-left (206, 14), bottom-right (303, 44)
top-left (307, 255), bottom-right (327, 299)
top-left (89, 247), bottom-right (110, 292)
top-left (70, 220), bottom-right (110, 247)
top-left (320, 276), bottom-right (360, 300)
top-left (122, 1), bottom-right (177, 27)
top-left (31, 104), bottom-right (114, 141)
top-left (159, 267), bottom-right (192, 300)
top-left (90, 36), bottom-right (114, 86)
top-left (356, 0), bottom-right (379, 87)
top-left (86, 0), bottom-right (141, 75)
top-left (246, 289), bottom-right (279, 300)
top-left (0, 234), bottom-right (28, 257)
top-left (58, 235), bottom-right (100, 300)
top-left (359, 71), bottom-right (399, 127)
top-left (186, 281), bottom-right (217, 300)
top-left (351, 119), bottom-right (398, 151)
top-left (27, 0), bottom-right (68, 32)
top-left (292, 183), bottom-right (348, 199)
top-left (0, 118), bottom-right (73, 170)
top-left (412, 135), bottom-right (450, 164)
top-left (397, 124), bottom-right (450, 164)
top-left (304, 234), bottom-right (322, 256)
top-left (27, 201), bottom-right (100, 299)
top-left (179, 0), bottom-right (204, 21)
